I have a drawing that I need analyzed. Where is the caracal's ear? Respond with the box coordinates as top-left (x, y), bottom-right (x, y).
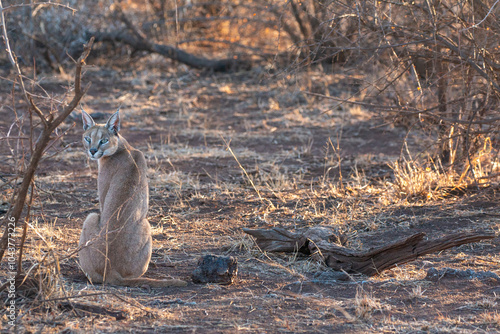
top-left (105, 109), bottom-right (120, 135)
top-left (81, 107), bottom-right (95, 131)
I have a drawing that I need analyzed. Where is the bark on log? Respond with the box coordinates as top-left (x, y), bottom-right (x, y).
top-left (243, 227), bottom-right (496, 276)
top-left (240, 226), bottom-right (348, 253)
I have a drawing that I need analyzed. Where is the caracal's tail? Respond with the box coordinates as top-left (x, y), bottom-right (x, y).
top-left (120, 277), bottom-right (187, 287)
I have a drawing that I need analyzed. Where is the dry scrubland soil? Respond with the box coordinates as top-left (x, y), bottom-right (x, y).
top-left (0, 61), bottom-right (499, 333)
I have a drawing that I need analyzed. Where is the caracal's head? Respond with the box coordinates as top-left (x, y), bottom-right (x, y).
top-left (81, 108), bottom-right (121, 160)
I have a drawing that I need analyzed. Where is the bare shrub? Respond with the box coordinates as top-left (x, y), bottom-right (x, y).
top-left (269, 0), bottom-right (353, 65)
top-left (275, 0), bottom-right (500, 184)
top-left (0, 1), bottom-right (100, 69)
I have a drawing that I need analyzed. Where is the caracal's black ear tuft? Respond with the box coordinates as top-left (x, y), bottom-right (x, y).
top-left (81, 107), bottom-right (95, 131)
top-left (105, 109), bottom-right (120, 135)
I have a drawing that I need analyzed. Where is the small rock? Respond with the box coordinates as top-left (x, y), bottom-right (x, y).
top-left (192, 255), bottom-right (238, 285)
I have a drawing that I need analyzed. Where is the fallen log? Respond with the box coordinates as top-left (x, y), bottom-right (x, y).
top-left (91, 31), bottom-right (250, 72)
top-left (90, 9), bottom-right (252, 72)
top-left (243, 227), bottom-right (496, 276)
top-left (241, 226), bottom-right (347, 253)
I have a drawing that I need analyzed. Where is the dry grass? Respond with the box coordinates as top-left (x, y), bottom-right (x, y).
top-left (389, 158), bottom-right (454, 201)
top-left (354, 287), bottom-right (384, 321)
top-left (478, 312), bottom-right (500, 327)
top-left (388, 142), bottom-right (500, 203)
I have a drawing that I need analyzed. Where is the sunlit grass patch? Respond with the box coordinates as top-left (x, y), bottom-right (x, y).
top-left (354, 287), bottom-right (384, 321)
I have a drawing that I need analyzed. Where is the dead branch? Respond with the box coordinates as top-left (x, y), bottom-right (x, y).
top-left (435, 33), bottom-right (500, 93)
top-left (90, 9), bottom-right (252, 72)
top-left (243, 227), bottom-right (496, 276)
top-left (59, 302), bottom-right (126, 320)
top-left (92, 30), bottom-right (252, 72)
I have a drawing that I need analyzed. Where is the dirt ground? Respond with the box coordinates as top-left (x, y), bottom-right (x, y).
top-left (1, 57), bottom-right (499, 333)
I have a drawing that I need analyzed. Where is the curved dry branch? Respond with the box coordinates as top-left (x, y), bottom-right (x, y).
top-left (0, 37), bottom-right (94, 264)
top-left (244, 227), bottom-right (496, 276)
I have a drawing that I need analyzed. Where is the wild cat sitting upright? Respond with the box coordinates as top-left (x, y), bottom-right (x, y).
top-left (79, 108), bottom-right (186, 287)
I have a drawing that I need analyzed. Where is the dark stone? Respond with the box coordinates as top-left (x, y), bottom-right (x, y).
top-left (192, 255), bottom-right (238, 285)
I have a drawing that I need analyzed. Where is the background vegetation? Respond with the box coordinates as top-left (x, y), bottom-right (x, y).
top-left (3, 0), bottom-right (499, 173)
top-left (0, 0), bottom-right (499, 332)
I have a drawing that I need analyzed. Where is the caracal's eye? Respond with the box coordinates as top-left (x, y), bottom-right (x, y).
top-left (84, 136), bottom-right (91, 143)
top-left (100, 138), bottom-right (109, 145)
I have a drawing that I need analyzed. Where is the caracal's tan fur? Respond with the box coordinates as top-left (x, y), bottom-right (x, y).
top-left (79, 109), bottom-right (186, 287)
